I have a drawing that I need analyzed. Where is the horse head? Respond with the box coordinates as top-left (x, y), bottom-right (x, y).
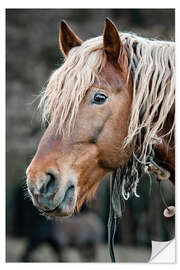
top-left (26, 18), bottom-right (134, 217)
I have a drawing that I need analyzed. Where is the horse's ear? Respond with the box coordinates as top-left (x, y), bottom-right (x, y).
top-left (103, 18), bottom-right (123, 63)
top-left (60, 20), bottom-right (82, 57)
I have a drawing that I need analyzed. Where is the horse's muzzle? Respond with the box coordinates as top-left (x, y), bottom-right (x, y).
top-left (26, 170), bottom-right (77, 217)
top-left (43, 184), bottom-right (75, 217)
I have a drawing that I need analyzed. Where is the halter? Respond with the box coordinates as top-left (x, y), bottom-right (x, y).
top-left (108, 155), bottom-right (175, 263)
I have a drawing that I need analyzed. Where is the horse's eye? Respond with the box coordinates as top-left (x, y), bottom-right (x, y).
top-left (92, 93), bottom-right (107, 104)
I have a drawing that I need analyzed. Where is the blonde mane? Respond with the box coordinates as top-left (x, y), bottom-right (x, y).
top-left (39, 32), bottom-right (175, 163)
top-left (121, 33), bottom-right (175, 163)
top-left (39, 36), bottom-right (106, 133)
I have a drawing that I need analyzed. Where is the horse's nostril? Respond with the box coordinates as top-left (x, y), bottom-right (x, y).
top-left (44, 172), bottom-right (58, 196)
top-left (63, 184), bottom-right (75, 202)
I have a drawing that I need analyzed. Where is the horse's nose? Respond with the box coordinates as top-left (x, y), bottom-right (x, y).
top-left (40, 172), bottom-right (58, 197)
top-left (27, 170), bottom-right (59, 210)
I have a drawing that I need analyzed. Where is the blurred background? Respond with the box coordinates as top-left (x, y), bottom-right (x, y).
top-left (6, 9), bottom-right (175, 263)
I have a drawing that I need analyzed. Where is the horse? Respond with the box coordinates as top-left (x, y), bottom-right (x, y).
top-left (26, 18), bottom-right (175, 230)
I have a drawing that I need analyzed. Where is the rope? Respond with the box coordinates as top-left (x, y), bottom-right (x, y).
top-left (107, 154), bottom-right (174, 262)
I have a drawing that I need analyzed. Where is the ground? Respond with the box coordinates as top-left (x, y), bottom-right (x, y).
top-left (6, 236), bottom-right (151, 263)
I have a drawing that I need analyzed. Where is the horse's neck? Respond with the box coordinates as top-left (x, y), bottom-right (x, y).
top-left (155, 142), bottom-right (175, 184)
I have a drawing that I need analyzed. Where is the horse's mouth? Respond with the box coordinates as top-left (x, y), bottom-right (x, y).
top-left (38, 184), bottom-right (76, 217)
top-left (42, 206), bottom-right (73, 217)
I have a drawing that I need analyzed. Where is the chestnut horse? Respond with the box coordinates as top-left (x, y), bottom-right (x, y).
top-left (26, 19), bottom-right (175, 222)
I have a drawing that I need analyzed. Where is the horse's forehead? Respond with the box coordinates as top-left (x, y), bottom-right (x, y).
top-left (97, 62), bottom-right (124, 89)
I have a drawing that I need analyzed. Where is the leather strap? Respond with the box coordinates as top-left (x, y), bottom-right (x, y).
top-left (108, 170), bottom-right (123, 262)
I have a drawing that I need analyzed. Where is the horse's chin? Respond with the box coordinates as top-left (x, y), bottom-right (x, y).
top-left (42, 206), bottom-right (75, 218)
top-left (40, 199), bottom-right (76, 218)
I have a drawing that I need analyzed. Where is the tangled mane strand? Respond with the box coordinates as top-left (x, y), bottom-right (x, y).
top-left (120, 33), bottom-right (175, 163)
top-left (39, 36), bottom-right (106, 134)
